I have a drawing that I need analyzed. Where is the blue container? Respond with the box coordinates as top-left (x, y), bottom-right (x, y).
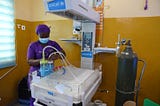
top-left (40, 61), bottom-right (54, 77)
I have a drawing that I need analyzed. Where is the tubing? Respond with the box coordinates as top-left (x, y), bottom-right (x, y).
top-left (42, 45), bottom-right (80, 82)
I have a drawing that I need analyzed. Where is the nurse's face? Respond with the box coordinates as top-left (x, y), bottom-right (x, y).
top-left (39, 32), bottom-right (50, 38)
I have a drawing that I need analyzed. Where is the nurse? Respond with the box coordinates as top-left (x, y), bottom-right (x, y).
top-left (27, 24), bottom-right (65, 106)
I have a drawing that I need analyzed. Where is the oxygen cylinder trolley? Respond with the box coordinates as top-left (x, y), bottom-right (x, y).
top-left (115, 40), bottom-right (146, 106)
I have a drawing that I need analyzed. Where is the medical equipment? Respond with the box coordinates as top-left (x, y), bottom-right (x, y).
top-left (43, 0), bottom-right (102, 70)
top-left (39, 45), bottom-right (65, 77)
top-left (38, 1), bottom-right (102, 105)
top-left (31, 65), bottom-right (102, 106)
top-left (115, 40), bottom-right (146, 106)
top-left (81, 23), bottom-right (96, 69)
top-left (30, 46), bottom-right (102, 106)
top-left (43, 0), bottom-right (100, 23)
top-left (39, 60), bottom-right (53, 77)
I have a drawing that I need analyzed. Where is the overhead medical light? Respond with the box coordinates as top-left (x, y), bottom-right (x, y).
top-left (43, 0), bottom-right (100, 23)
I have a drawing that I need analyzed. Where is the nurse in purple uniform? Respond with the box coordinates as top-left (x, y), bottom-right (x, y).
top-left (27, 24), bottom-right (65, 106)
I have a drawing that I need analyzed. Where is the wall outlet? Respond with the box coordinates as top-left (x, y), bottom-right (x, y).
top-left (17, 24), bottom-right (26, 30)
top-left (21, 25), bottom-right (26, 30)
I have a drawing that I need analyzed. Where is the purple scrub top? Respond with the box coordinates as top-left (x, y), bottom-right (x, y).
top-left (27, 40), bottom-right (63, 73)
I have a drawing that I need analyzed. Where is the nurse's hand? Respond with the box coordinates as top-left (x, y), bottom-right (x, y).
top-left (48, 53), bottom-right (60, 61)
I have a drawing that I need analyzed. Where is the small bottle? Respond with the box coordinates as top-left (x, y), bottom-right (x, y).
top-left (40, 61), bottom-right (45, 77)
top-left (48, 61), bottom-right (54, 74)
top-left (40, 60), bottom-right (48, 77)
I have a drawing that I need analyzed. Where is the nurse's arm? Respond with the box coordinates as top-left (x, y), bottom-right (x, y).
top-left (27, 59), bottom-right (41, 66)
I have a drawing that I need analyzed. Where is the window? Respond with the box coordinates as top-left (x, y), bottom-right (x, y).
top-left (0, 0), bottom-right (16, 68)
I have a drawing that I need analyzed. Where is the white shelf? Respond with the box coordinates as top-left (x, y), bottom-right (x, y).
top-left (60, 39), bottom-right (116, 54)
top-left (93, 47), bottom-right (116, 54)
top-left (60, 38), bottom-right (81, 46)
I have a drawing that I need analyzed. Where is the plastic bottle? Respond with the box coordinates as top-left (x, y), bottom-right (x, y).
top-left (48, 61), bottom-right (54, 74)
top-left (39, 62), bottom-right (45, 77)
top-left (39, 60), bottom-right (48, 77)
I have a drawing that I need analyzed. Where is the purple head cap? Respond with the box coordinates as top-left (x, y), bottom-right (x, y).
top-left (35, 24), bottom-right (50, 35)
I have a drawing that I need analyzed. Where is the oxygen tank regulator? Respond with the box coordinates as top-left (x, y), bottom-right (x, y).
top-left (115, 39), bottom-right (146, 106)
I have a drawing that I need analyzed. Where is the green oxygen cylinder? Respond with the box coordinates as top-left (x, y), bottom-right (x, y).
top-left (115, 40), bottom-right (138, 106)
